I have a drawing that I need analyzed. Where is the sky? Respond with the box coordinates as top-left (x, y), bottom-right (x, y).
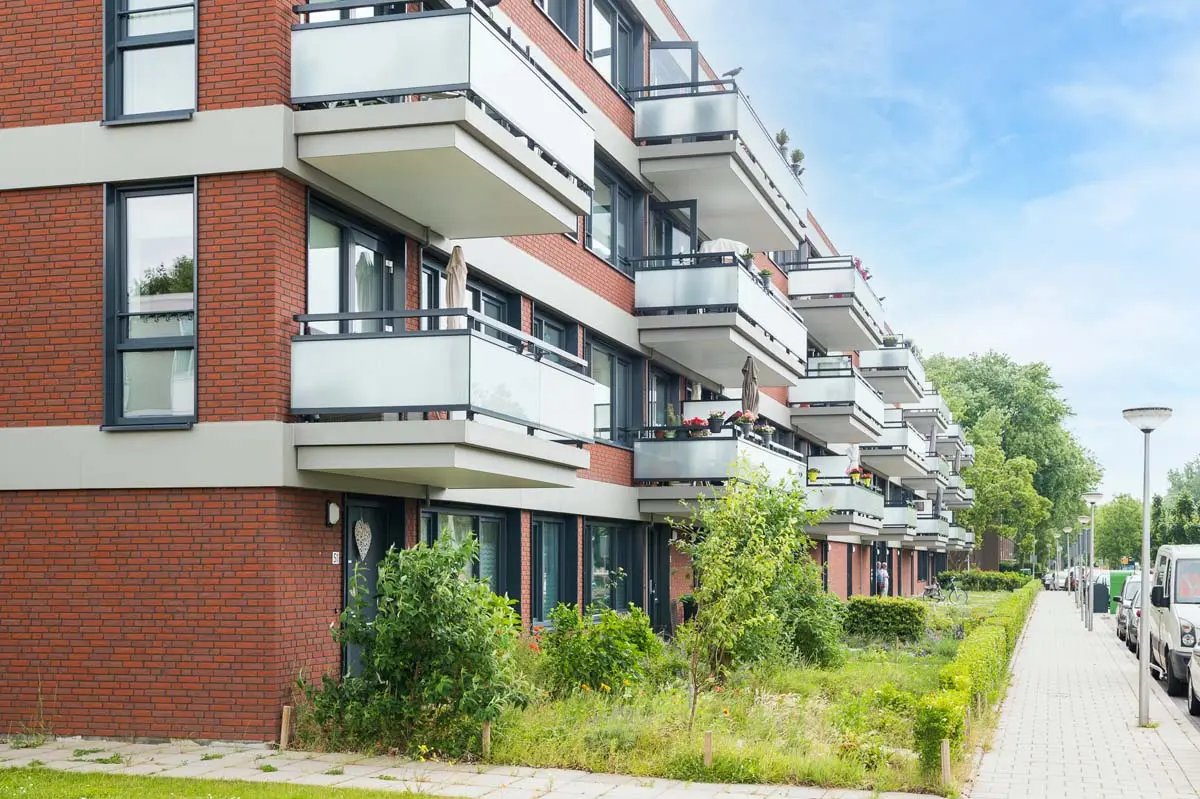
top-left (675, 0), bottom-right (1200, 499)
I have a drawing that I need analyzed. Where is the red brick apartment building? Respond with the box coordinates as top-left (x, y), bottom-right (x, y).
top-left (0, 0), bottom-right (974, 742)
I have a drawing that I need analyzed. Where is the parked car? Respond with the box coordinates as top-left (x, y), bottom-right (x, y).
top-left (1127, 588), bottom-right (1142, 654)
top-left (1148, 545), bottom-right (1200, 696)
top-left (1116, 576), bottom-right (1142, 641)
top-left (1188, 636), bottom-right (1200, 715)
top-left (1055, 570), bottom-right (1068, 591)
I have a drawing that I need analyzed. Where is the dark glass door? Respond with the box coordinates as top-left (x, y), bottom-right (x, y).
top-left (647, 525), bottom-right (672, 632)
top-left (343, 496), bottom-right (402, 675)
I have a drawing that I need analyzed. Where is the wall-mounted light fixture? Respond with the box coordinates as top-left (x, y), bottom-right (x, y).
top-left (326, 500), bottom-right (341, 527)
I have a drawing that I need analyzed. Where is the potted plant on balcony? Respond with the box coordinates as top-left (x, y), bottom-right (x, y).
top-left (862, 471), bottom-right (874, 488)
top-left (684, 417), bottom-right (709, 439)
top-left (775, 128), bottom-right (790, 160)
top-left (790, 148), bottom-right (805, 178)
top-left (707, 410), bottom-right (726, 433)
top-left (734, 411), bottom-right (755, 437)
top-left (757, 267), bottom-right (773, 288)
top-left (882, 333), bottom-right (899, 347)
top-left (806, 466), bottom-right (820, 483)
top-left (848, 465), bottom-right (864, 484)
top-left (753, 422), bottom-right (775, 445)
top-left (664, 404), bottom-right (679, 439)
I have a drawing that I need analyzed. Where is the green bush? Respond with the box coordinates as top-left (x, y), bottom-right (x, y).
top-left (295, 538), bottom-right (524, 757)
top-left (539, 603), bottom-right (662, 697)
top-left (913, 689), bottom-right (968, 769)
top-left (843, 597), bottom-right (927, 642)
top-left (937, 570), bottom-right (1031, 592)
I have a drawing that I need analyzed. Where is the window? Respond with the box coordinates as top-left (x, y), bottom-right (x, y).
top-left (588, 339), bottom-right (638, 445)
top-left (587, 163), bottom-right (641, 276)
top-left (419, 261), bottom-right (514, 338)
top-left (422, 509), bottom-right (509, 592)
top-left (588, 0), bottom-right (641, 93)
top-left (536, 0), bottom-right (580, 45)
top-left (650, 201), bottom-right (697, 258)
top-left (647, 369), bottom-right (677, 427)
top-left (307, 201), bottom-right (403, 334)
top-left (105, 182), bottom-right (196, 427)
top-left (586, 521), bottom-right (642, 610)
top-left (533, 310), bottom-right (576, 366)
top-left (105, 0), bottom-right (196, 122)
top-left (532, 517), bottom-right (578, 622)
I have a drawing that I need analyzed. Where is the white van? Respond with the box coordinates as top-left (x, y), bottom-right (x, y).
top-left (1148, 545), bottom-right (1200, 695)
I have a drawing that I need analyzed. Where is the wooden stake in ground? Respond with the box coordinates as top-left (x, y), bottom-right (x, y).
top-left (940, 738), bottom-right (952, 786)
top-left (703, 730), bottom-right (713, 767)
top-left (482, 721), bottom-right (492, 759)
top-left (279, 706), bottom-right (293, 751)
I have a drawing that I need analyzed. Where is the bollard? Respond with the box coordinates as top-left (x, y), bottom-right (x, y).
top-left (940, 738), bottom-right (952, 786)
top-left (279, 706), bottom-right (293, 751)
top-left (703, 731), bottom-right (713, 767)
top-left (482, 721), bottom-right (492, 759)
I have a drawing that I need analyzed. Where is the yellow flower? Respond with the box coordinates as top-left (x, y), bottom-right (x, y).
top-left (581, 683), bottom-right (591, 692)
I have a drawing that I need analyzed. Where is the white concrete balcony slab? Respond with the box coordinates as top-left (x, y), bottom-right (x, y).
top-left (634, 253), bottom-right (807, 389)
top-left (785, 256), bottom-right (888, 351)
top-left (904, 453), bottom-right (952, 492)
top-left (902, 388), bottom-right (951, 438)
top-left (962, 444), bottom-right (976, 467)
top-left (860, 423), bottom-right (928, 479)
top-left (965, 531), bottom-right (976, 548)
top-left (945, 474), bottom-right (974, 509)
top-left (882, 504), bottom-right (919, 539)
top-left (635, 434), bottom-right (805, 517)
top-left (807, 481), bottom-right (885, 539)
top-left (937, 423), bottom-right (965, 458)
top-left (290, 309), bottom-right (593, 489)
top-left (291, 4), bottom-right (592, 238)
top-left (631, 82), bottom-right (806, 252)
top-left (789, 356), bottom-right (886, 444)
top-left (917, 514), bottom-right (951, 549)
top-left (858, 344), bottom-right (926, 403)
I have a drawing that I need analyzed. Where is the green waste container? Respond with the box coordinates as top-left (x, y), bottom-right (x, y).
top-left (1109, 572), bottom-right (1129, 614)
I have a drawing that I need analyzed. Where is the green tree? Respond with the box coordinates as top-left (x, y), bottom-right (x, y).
top-left (956, 408), bottom-right (1051, 552)
top-left (1094, 494), bottom-right (1142, 566)
top-left (925, 352), bottom-right (1101, 561)
top-left (136, 255), bottom-right (194, 296)
top-left (1151, 494), bottom-right (1167, 557)
top-left (1166, 456), bottom-right (1200, 507)
top-left (671, 458), bottom-right (829, 727)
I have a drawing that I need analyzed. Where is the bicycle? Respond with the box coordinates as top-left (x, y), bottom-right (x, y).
top-left (922, 580), bottom-right (969, 604)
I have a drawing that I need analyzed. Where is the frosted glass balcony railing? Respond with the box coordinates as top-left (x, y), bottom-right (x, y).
top-left (291, 309), bottom-right (594, 441)
top-left (917, 515), bottom-right (951, 538)
top-left (632, 81), bottom-right (806, 221)
top-left (925, 454), bottom-right (951, 481)
top-left (873, 423), bottom-right (928, 455)
top-left (859, 344), bottom-right (927, 385)
top-left (784, 257), bottom-right (888, 333)
top-left (291, 2), bottom-right (592, 187)
top-left (808, 483), bottom-right (885, 520)
top-left (904, 390), bottom-right (952, 429)
top-left (634, 252), bottom-right (809, 357)
top-left (791, 357), bottom-right (886, 423)
top-left (884, 505), bottom-right (919, 530)
top-left (633, 436), bottom-right (804, 483)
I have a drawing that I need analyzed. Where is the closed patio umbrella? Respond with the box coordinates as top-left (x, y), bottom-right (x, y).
top-left (741, 357), bottom-right (759, 419)
top-left (444, 245), bottom-right (468, 330)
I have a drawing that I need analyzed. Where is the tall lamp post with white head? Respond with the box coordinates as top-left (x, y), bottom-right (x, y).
top-left (1082, 492), bottom-right (1104, 631)
top-left (1124, 406), bottom-right (1172, 726)
top-left (1077, 517), bottom-right (1090, 619)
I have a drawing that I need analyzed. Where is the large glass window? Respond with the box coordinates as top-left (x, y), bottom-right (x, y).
top-left (419, 261), bottom-right (511, 338)
top-left (586, 522), bottom-right (641, 610)
top-left (588, 0), bottom-right (641, 93)
top-left (536, 0), bottom-right (580, 44)
top-left (532, 517), bottom-right (577, 623)
top-left (587, 164), bottom-right (641, 276)
top-left (533, 310), bottom-right (575, 366)
top-left (105, 183), bottom-right (196, 427)
top-left (647, 369), bottom-right (677, 427)
top-left (589, 339), bottom-right (638, 445)
top-left (105, 0), bottom-right (196, 121)
top-left (306, 202), bottom-right (402, 334)
top-left (422, 509), bottom-right (507, 591)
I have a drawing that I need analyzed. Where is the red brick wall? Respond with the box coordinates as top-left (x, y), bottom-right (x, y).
top-left (519, 510), bottom-right (533, 626)
top-left (669, 545), bottom-right (693, 627)
top-left (579, 444), bottom-right (634, 485)
top-left (0, 185), bottom-right (104, 426)
top-left (0, 487), bottom-right (340, 742)
top-left (826, 541), bottom-right (849, 599)
top-left (197, 172), bottom-right (306, 422)
top-left (198, 0), bottom-right (293, 112)
top-left (507, 232), bottom-right (634, 314)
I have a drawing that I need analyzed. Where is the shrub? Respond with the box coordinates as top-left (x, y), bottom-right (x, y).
top-left (295, 538), bottom-right (524, 757)
top-left (539, 603), bottom-right (662, 697)
top-left (937, 570), bottom-right (1031, 592)
top-left (843, 597), bottom-right (927, 642)
top-left (773, 560), bottom-right (846, 668)
top-left (914, 689), bottom-right (968, 769)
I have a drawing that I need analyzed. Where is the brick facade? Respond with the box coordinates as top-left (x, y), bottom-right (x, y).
top-left (0, 488), bottom-right (339, 742)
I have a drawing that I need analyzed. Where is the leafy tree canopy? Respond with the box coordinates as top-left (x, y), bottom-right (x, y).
top-left (1094, 494), bottom-right (1143, 566)
top-left (136, 256), bottom-right (194, 296)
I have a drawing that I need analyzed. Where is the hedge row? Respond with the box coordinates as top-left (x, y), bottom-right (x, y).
top-left (843, 596), bottom-right (927, 642)
top-left (937, 570), bottom-right (1033, 592)
top-left (914, 581), bottom-right (1040, 771)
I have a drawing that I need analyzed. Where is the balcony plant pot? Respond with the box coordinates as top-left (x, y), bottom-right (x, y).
top-left (849, 471), bottom-right (862, 484)
top-left (758, 269), bottom-right (772, 288)
top-left (708, 416), bottom-right (725, 434)
top-left (755, 427), bottom-right (775, 445)
top-left (806, 468), bottom-right (820, 483)
top-left (862, 474), bottom-right (874, 488)
top-left (737, 421), bottom-right (753, 437)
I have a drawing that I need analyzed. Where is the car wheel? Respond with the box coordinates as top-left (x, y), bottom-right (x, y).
top-left (1167, 650), bottom-right (1188, 696)
top-left (1190, 669), bottom-right (1200, 716)
top-left (1118, 623), bottom-right (1126, 642)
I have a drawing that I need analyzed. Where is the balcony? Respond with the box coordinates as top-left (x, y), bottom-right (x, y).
top-left (936, 424), bottom-right (965, 458)
top-left (635, 429), bottom-right (806, 517)
top-left (962, 444), bottom-right (976, 467)
top-left (631, 80), bottom-right (805, 252)
top-left (858, 343), bottom-right (926, 403)
top-left (917, 514), bottom-right (951, 549)
top-left (945, 474), bottom-right (974, 509)
top-left (784, 256), bottom-right (888, 352)
top-left (789, 356), bottom-right (886, 445)
top-left (290, 310), bottom-right (593, 489)
top-left (949, 525), bottom-right (967, 549)
top-left (965, 531), bottom-right (977, 548)
top-left (806, 480), bottom-right (885, 540)
top-left (882, 505), bottom-right (918, 539)
top-left (290, 3), bottom-right (592, 238)
top-left (633, 253), bottom-right (807, 389)
top-left (902, 388), bottom-right (951, 438)
top-left (860, 422), bottom-right (928, 479)
top-left (904, 453), bottom-right (952, 493)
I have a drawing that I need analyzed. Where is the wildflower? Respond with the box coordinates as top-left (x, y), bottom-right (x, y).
top-left (533, 625), bottom-right (544, 633)
top-left (600, 682), bottom-right (611, 693)
top-left (722, 707), bottom-right (730, 716)
top-left (529, 641), bottom-right (540, 652)
top-left (713, 685), bottom-right (724, 693)
top-left (622, 679), bottom-right (631, 687)
top-left (581, 683), bottom-right (591, 692)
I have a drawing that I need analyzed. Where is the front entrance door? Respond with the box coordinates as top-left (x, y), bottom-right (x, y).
top-left (647, 525), bottom-right (673, 632)
top-left (343, 495), bottom-right (403, 675)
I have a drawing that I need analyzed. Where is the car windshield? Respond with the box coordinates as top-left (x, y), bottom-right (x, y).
top-left (1123, 579), bottom-right (1141, 600)
top-left (1175, 560), bottom-right (1200, 604)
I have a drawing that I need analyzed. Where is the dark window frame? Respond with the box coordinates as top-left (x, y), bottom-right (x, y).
top-left (534, 0), bottom-right (581, 46)
top-left (586, 0), bottom-right (643, 95)
top-left (419, 257), bottom-right (518, 338)
top-left (586, 336), bottom-right (641, 447)
top-left (103, 0), bottom-right (198, 124)
top-left (586, 161), bottom-right (643, 277)
top-left (421, 506), bottom-right (516, 600)
top-left (532, 307), bottom-right (579, 368)
top-left (532, 515), bottom-right (579, 624)
top-left (584, 520), bottom-right (643, 611)
top-left (103, 179), bottom-right (198, 430)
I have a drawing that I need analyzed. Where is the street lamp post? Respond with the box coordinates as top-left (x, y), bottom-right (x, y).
top-left (1083, 492), bottom-right (1104, 631)
top-left (1124, 406), bottom-right (1172, 727)
top-left (1063, 527), bottom-right (1075, 606)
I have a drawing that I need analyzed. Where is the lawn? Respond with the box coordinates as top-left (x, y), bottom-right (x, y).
top-left (488, 592), bottom-right (1014, 795)
top-left (0, 767), bottom-right (432, 799)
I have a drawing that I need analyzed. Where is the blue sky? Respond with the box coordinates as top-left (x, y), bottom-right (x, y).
top-left (677, 0), bottom-right (1200, 498)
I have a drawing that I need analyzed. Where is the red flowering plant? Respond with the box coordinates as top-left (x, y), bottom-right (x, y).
top-left (683, 417), bottom-right (710, 437)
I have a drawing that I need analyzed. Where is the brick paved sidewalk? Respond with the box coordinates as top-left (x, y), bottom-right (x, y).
top-left (967, 591), bottom-right (1200, 799)
top-left (0, 735), bottom-right (925, 799)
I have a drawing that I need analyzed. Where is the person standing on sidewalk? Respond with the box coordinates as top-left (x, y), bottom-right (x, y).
top-left (877, 561), bottom-right (891, 597)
